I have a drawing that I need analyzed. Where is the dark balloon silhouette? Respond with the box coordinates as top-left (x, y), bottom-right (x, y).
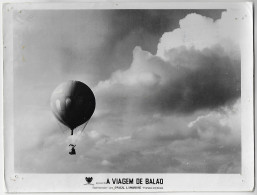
top-left (51, 80), bottom-right (95, 135)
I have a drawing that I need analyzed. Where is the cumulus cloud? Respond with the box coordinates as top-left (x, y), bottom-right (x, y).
top-left (184, 101), bottom-right (241, 173)
top-left (94, 10), bottom-right (244, 116)
top-left (157, 10), bottom-right (247, 59)
top-left (88, 101), bottom-right (240, 173)
top-left (89, 9), bottom-right (243, 173)
top-left (96, 44), bottom-right (240, 115)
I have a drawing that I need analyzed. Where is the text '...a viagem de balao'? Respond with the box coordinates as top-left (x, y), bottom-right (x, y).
top-left (108, 178), bottom-right (163, 185)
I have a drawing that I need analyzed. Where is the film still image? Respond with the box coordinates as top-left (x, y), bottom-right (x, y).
top-left (13, 9), bottom-right (241, 174)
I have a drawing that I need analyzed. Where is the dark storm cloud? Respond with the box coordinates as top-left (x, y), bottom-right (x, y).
top-left (97, 45), bottom-right (240, 115)
top-left (144, 46), bottom-right (241, 114)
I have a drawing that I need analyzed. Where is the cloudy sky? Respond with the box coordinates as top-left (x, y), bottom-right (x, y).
top-left (13, 9), bottom-right (244, 173)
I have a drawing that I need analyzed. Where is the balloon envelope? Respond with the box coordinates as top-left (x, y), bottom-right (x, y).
top-left (50, 80), bottom-right (95, 130)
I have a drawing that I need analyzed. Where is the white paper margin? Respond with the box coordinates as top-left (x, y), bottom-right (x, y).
top-left (2, 1), bottom-right (254, 193)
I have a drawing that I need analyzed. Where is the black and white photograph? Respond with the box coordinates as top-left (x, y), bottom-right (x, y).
top-left (2, 2), bottom-right (254, 193)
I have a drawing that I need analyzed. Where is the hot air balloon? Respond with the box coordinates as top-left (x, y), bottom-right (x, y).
top-left (50, 80), bottom-right (95, 154)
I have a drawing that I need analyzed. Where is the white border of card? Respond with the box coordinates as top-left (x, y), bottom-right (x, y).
top-left (2, 1), bottom-right (254, 193)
